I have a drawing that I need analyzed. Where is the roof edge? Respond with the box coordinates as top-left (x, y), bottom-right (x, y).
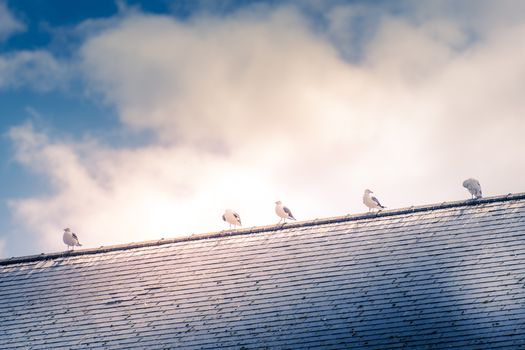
top-left (2, 192), bottom-right (524, 266)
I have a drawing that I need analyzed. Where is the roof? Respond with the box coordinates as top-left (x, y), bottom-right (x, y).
top-left (1, 193), bottom-right (524, 349)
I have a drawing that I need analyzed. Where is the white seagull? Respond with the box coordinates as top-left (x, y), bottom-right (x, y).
top-left (222, 209), bottom-right (242, 229)
top-left (63, 228), bottom-right (82, 251)
top-left (275, 201), bottom-right (296, 223)
top-left (363, 189), bottom-right (385, 212)
top-left (463, 178), bottom-right (482, 199)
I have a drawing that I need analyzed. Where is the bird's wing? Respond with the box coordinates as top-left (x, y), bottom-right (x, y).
top-left (233, 212), bottom-right (241, 224)
top-left (283, 206), bottom-right (295, 219)
top-left (475, 180), bottom-right (482, 196)
top-left (371, 196), bottom-right (383, 207)
top-left (72, 233), bottom-right (81, 245)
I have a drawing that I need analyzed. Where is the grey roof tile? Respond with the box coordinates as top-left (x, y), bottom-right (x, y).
top-left (1, 193), bottom-right (525, 349)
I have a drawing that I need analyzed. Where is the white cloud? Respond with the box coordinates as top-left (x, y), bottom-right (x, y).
top-left (80, 8), bottom-right (347, 147)
top-left (8, 123), bottom-right (281, 251)
top-left (0, 238), bottom-right (5, 259)
top-left (7, 3), bottom-right (525, 255)
top-left (0, 1), bottom-right (25, 41)
top-left (0, 50), bottom-right (70, 91)
top-left (0, 3), bottom-right (69, 92)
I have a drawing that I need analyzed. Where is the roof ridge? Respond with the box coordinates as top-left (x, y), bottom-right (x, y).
top-left (1, 192), bottom-right (524, 266)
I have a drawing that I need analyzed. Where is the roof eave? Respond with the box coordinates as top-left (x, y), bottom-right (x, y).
top-left (1, 192), bottom-right (524, 266)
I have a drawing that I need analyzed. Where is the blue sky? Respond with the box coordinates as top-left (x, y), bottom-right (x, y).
top-left (1, 0), bottom-right (524, 258)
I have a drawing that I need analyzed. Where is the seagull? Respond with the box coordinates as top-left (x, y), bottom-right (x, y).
top-left (222, 209), bottom-right (242, 229)
top-left (63, 228), bottom-right (82, 251)
top-left (363, 189), bottom-right (385, 212)
top-left (463, 178), bottom-right (482, 199)
top-left (275, 201), bottom-right (296, 224)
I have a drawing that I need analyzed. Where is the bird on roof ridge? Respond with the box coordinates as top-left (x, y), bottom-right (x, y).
top-left (63, 228), bottom-right (82, 251)
top-left (275, 200), bottom-right (296, 224)
top-left (363, 189), bottom-right (385, 212)
top-left (222, 209), bottom-right (242, 229)
top-left (463, 178), bottom-right (482, 199)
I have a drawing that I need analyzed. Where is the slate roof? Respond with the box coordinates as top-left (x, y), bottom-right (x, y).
top-left (1, 193), bottom-right (525, 349)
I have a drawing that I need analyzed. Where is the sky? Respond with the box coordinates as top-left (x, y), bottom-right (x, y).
top-left (0, 0), bottom-right (524, 258)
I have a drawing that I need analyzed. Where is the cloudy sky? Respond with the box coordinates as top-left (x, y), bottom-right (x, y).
top-left (0, 0), bottom-right (524, 258)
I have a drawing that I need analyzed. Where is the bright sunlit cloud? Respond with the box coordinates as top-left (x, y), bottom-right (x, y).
top-left (3, 1), bottom-right (525, 257)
